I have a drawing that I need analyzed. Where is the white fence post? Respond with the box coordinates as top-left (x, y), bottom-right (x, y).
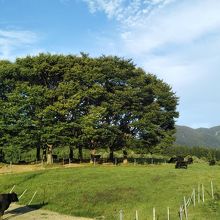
top-left (28, 191), bottom-right (37, 205)
top-left (19, 189), bottom-right (27, 199)
top-left (193, 188), bottom-right (196, 207)
top-left (94, 158), bottom-right (96, 166)
top-left (167, 207), bottom-right (170, 220)
top-left (134, 159), bottom-right (136, 166)
top-left (135, 210), bottom-right (138, 220)
top-left (198, 184), bottom-right (200, 203)
top-left (202, 184), bottom-right (205, 202)
top-left (184, 196), bottom-right (188, 220)
top-left (9, 185), bottom-right (15, 193)
top-left (153, 207), bottom-right (156, 220)
top-left (179, 206), bottom-right (183, 220)
top-left (211, 181), bottom-right (214, 199)
top-left (119, 210), bottom-right (123, 220)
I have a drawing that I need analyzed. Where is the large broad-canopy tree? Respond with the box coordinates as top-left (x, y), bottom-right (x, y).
top-left (0, 53), bottom-right (178, 163)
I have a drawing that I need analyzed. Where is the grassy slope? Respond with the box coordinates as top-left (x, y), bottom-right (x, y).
top-left (0, 164), bottom-right (220, 220)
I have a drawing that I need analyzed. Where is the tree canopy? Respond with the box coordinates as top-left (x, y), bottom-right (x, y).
top-left (0, 53), bottom-right (179, 163)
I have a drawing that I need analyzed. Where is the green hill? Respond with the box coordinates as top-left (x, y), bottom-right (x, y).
top-left (0, 164), bottom-right (219, 220)
top-left (175, 125), bottom-right (220, 147)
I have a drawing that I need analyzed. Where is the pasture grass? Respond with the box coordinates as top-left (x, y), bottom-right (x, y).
top-left (0, 163), bottom-right (220, 219)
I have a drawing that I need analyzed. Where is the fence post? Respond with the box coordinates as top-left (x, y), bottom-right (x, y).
top-left (135, 210), bottom-right (138, 220)
top-left (193, 188), bottom-right (196, 207)
top-left (94, 158), bottom-right (96, 166)
top-left (19, 189), bottom-right (27, 199)
top-left (119, 210), bottom-right (123, 220)
top-left (184, 196), bottom-right (188, 220)
top-left (179, 206), bottom-right (183, 220)
top-left (211, 181), bottom-right (214, 199)
top-left (198, 184), bottom-right (200, 203)
top-left (167, 207), bottom-right (170, 220)
top-left (202, 184), bottom-right (205, 202)
top-left (153, 207), bottom-right (156, 220)
top-left (9, 185), bottom-right (15, 193)
top-left (28, 191), bottom-right (37, 205)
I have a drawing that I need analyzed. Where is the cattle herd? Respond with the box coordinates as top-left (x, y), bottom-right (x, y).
top-left (168, 156), bottom-right (193, 169)
top-left (0, 192), bottom-right (19, 219)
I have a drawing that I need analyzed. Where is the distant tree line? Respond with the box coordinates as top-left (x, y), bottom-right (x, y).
top-left (0, 53), bottom-right (179, 163)
top-left (162, 145), bottom-right (220, 161)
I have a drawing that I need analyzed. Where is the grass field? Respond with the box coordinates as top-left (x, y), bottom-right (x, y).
top-left (0, 163), bottom-right (220, 220)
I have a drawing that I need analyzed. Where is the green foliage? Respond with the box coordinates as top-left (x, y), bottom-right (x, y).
top-left (0, 53), bottom-right (179, 162)
top-left (2, 145), bottom-right (21, 163)
top-left (163, 145), bottom-right (220, 161)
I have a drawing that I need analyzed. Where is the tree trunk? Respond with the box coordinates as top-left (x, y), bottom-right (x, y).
top-left (69, 146), bottom-right (74, 163)
top-left (109, 148), bottom-right (114, 163)
top-left (0, 149), bottom-right (4, 162)
top-left (78, 145), bottom-right (83, 162)
top-left (47, 144), bottom-right (53, 164)
top-left (123, 149), bottom-right (128, 164)
top-left (42, 146), bottom-right (47, 162)
top-left (36, 144), bottom-right (41, 162)
top-left (90, 148), bottom-right (96, 163)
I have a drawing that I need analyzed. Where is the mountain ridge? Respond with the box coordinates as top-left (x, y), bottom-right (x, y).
top-left (175, 125), bottom-right (220, 148)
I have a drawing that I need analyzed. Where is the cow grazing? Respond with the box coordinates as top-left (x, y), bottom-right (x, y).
top-left (175, 161), bottom-right (188, 169)
top-left (209, 160), bottom-right (216, 166)
top-left (0, 192), bottom-right (19, 219)
top-left (187, 157), bottom-right (193, 164)
top-left (168, 157), bottom-right (177, 163)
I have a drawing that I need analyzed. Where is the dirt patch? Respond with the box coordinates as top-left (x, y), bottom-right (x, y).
top-left (4, 204), bottom-right (93, 220)
top-left (0, 163), bottom-right (86, 175)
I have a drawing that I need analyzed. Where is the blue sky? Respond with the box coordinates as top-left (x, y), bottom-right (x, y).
top-left (1, 0), bottom-right (220, 128)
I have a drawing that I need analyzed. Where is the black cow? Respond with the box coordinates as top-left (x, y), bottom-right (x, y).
top-left (175, 161), bottom-right (188, 169)
top-left (0, 192), bottom-right (19, 219)
top-left (187, 157), bottom-right (193, 164)
top-left (209, 160), bottom-right (216, 166)
top-left (168, 157), bottom-right (177, 163)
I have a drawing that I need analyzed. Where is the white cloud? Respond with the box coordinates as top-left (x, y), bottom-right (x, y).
top-left (83, 0), bottom-right (220, 127)
top-left (83, 0), bottom-right (220, 52)
top-left (83, 0), bottom-right (220, 88)
top-left (120, 0), bottom-right (220, 55)
top-left (82, 0), bottom-right (175, 27)
top-left (142, 55), bottom-right (200, 90)
top-left (0, 29), bottom-right (38, 60)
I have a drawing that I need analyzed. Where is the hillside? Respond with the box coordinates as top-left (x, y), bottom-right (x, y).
top-left (175, 125), bottom-right (220, 147)
top-left (0, 164), bottom-right (219, 220)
